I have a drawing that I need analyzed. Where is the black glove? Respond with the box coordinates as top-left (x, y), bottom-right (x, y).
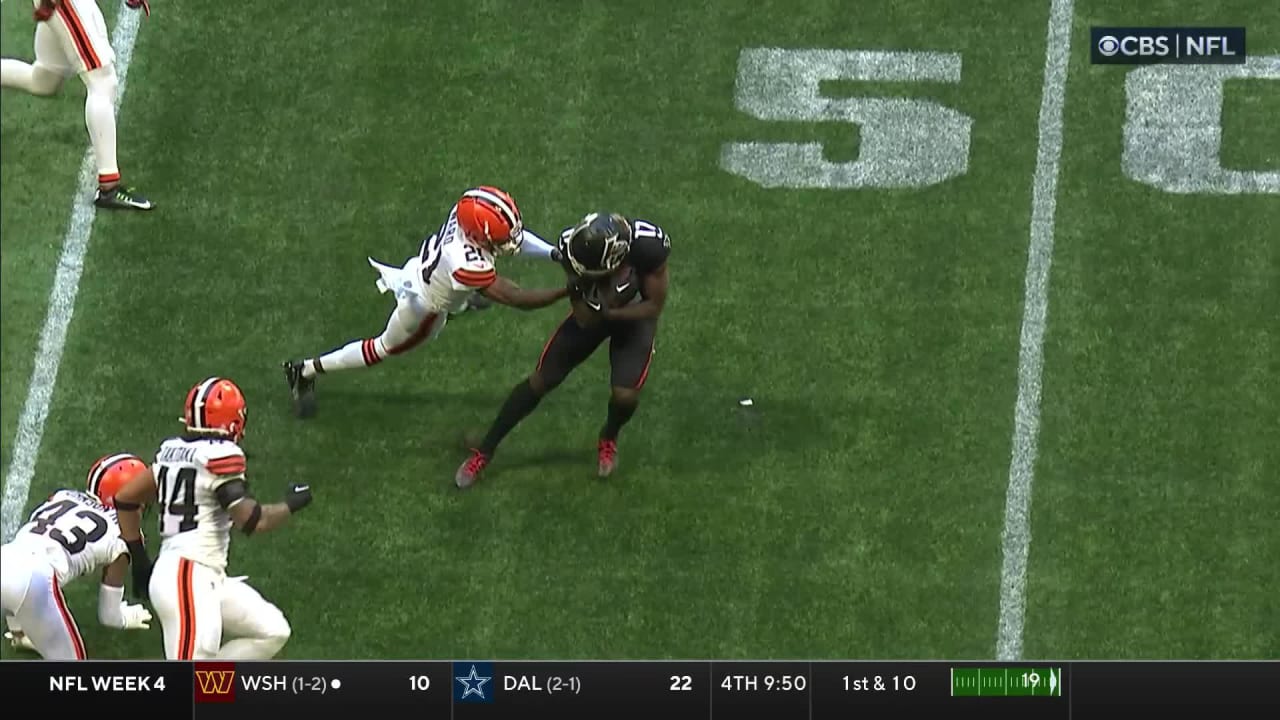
top-left (284, 484), bottom-right (313, 513)
top-left (550, 247), bottom-right (564, 264)
top-left (126, 539), bottom-right (152, 600)
top-left (125, 0), bottom-right (151, 17)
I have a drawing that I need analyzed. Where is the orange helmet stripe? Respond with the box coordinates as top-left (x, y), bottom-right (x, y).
top-left (187, 376), bottom-right (221, 431)
top-left (462, 187), bottom-right (520, 229)
top-left (87, 450), bottom-right (144, 497)
top-left (87, 453), bottom-right (135, 497)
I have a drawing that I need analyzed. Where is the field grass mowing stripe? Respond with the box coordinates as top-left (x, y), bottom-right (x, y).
top-left (995, 0), bottom-right (1075, 661)
top-left (0, 4), bottom-right (142, 541)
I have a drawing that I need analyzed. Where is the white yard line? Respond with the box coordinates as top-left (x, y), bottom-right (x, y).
top-left (1, 4), bottom-right (143, 541)
top-left (995, 0), bottom-right (1075, 661)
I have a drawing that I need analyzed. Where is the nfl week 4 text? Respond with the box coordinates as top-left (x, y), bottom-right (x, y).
top-left (50, 673), bottom-right (167, 693)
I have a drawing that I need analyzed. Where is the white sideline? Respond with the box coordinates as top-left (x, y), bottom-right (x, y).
top-left (995, 0), bottom-right (1075, 660)
top-left (1, 4), bottom-right (144, 541)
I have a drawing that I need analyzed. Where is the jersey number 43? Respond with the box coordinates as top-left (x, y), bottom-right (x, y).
top-left (156, 465), bottom-right (199, 534)
top-left (27, 499), bottom-right (110, 555)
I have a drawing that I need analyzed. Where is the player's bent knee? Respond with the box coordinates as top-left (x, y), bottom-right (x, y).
top-left (29, 64), bottom-right (65, 96)
top-left (264, 612), bottom-right (292, 648)
top-left (82, 65), bottom-right (118, 97)
top-left (610, 387), bottom-right (640, 407)
top-left (527, 372), bottom-right (551, 396)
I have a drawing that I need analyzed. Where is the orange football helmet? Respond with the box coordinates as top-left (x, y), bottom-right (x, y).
top-left (455, 186), bottom-right (524, 255)
top-left (86, 453), bottom-right (149, 507)
top-left (182, 377), bottom-right (247, 443)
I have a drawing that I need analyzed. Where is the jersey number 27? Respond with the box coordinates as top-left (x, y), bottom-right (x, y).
top-left (156, 465), bottom-right (199, 534)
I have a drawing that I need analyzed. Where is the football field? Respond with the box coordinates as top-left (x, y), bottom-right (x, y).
top-left (1, 0), bottom-right (1276, 660)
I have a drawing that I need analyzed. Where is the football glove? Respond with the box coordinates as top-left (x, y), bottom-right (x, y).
top-left (284, 483), bottom-right (313, 513)
top-left (4, 631), bottom-right (36, 652)
top-left (120, 603), bottom-right (152, 630)
top-left (125, 0), bottom-right (151, 17)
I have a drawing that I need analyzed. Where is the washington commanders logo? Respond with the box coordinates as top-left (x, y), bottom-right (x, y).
top-left (194, 662), bottom-right (236, 703)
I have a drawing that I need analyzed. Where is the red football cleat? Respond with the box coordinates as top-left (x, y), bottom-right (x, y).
top-left (455, 449), bottom-right (489, 489)
top-left (597, 440), bottom-right (618, 478)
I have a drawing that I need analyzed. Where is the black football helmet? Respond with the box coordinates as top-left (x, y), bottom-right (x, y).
top-left (563, 212), bottom-right (631, 277)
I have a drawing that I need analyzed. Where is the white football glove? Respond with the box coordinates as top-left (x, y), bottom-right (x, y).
top-left (120, 603), bottom-right (152, 630)
top-left (5, 631), bottom-right (37, 652)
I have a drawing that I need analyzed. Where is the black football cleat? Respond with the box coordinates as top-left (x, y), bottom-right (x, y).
top-left (597, 439), bottom-right (618, 478)
top-left (94, 186), bottom-right (154, 211)
top-left (455, 449), bottom-right (490, 489)
top-left (282, 360), bottom-right (316, 418)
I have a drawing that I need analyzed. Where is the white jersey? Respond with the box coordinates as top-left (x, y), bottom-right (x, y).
top-left (10, 489), bottom-right (127, 585)
top-left (413, 204), bottom-right (499, 314)
top-left (152, 436), bottom-right (248, 573)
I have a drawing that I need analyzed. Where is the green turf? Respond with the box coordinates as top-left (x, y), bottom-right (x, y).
top-left (2, 0), bottom-right (1276, 661)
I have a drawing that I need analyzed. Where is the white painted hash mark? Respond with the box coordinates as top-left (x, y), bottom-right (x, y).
top-left (2, 4), bottom-right (144, 541)
top-left (996, 0), bottom-right (1074, 661)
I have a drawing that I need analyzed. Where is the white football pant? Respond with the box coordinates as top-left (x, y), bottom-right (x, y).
top-left (0, 542), bottom-right (86, 659)
top-left (0, 0), bottom-right (121, 184)
top-left (148, 553), bottom-right (291, 660)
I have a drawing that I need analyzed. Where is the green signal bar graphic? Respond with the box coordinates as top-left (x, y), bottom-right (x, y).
top-left (951, 667), bottom-right (1062, 697)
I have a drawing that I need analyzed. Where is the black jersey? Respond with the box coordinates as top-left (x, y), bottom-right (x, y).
top-left (560, 217), bottom-right (670, 309)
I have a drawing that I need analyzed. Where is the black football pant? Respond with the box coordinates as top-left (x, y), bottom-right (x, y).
top-left (535, 314), bottom-right (657, 391)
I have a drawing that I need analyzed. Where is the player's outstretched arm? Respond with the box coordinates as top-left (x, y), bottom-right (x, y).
top-left (225, 483), bottom-right (313, 536)
top-left (480, 275), bottom-right (569, 310)
top-left (98, 557), bottom-right (153, 630)
top-left (112, 468), bottom-right (158, 599)
top-left (602, 262), bottom-right (669, 322)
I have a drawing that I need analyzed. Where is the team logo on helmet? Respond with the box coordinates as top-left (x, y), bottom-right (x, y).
top-left (565, 212), bottom-right (631, 277)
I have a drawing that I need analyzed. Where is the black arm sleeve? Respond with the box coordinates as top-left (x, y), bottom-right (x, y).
top-left (214, 478), bottom-right (252, 510)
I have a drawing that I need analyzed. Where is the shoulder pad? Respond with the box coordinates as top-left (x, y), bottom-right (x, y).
top-left (197, 440), bottom-right (247, 477)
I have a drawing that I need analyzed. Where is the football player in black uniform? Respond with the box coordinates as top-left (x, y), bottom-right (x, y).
top-left (455, 211), bottom-right (671, 487)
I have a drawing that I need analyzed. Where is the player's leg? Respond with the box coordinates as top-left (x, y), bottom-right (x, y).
top-left (0, 23), bottom-right (72, 95)
top-left (52, 0), bottom-right (151, 210)
top-left (216, 577), bottom-right (291, 659)
top-left (456, 314), bottom-right (606, 487)
top-left (0, 546), bottom-right (48, 655)
top-left (598, 319), bottom-right (658, 477)
top-left (13, 559), bottom-right (87, 659)
top-left (285, 295), bottom-right (446, 418)
top-left (150, 555), bottom-right (223, 659)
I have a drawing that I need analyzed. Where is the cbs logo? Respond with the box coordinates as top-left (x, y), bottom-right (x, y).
top-left (1097, 34), bottom-right (1171, 57)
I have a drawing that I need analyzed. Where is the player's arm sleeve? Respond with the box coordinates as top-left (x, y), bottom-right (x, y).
top-left (98, 582), bottom-right (127, 628)
top-left (450, 259), bottom-right (497, 291)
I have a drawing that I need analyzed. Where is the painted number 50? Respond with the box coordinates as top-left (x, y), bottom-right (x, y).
top-left (721, 47), bottom-right (1280, 194)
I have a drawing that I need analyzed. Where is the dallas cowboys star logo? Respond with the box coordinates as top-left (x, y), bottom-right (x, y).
top-left (455, 664), bottom-right (491, 700)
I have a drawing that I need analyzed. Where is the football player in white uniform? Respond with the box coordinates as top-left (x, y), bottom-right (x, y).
top-left (0, 1), bottom-right (153, 210)
top-left (1, 454), bottom-right (154, 659)
top-left (111, 377), bottom-right (314, 660)
top-left (282, 186), bottom-right (570, 418)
